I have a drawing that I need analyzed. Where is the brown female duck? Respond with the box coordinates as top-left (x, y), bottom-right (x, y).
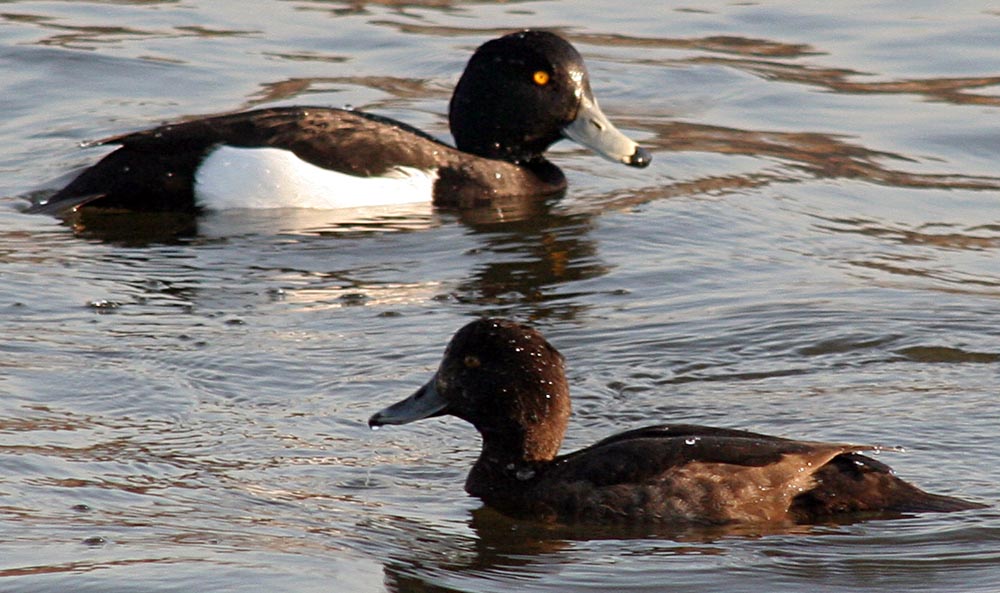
top-left (369, 318), bottom-right (984, 524)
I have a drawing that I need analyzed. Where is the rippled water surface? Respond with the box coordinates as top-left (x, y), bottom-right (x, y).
top-left (2, 1), bottom-right (999, 592)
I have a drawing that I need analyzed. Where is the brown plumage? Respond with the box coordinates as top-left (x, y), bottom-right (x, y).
top-left (370, 318), bottom-right (985, 525)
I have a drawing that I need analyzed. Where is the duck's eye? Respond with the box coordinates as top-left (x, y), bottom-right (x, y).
top-left (532, 70), bottom-right (550, 86)
top-left (464, 355), bottom-right (481, 368)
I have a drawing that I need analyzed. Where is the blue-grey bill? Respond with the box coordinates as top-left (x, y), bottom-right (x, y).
top-left (562, 94), bottom-right (651, 168)
top-left (369, 375), bottom-right (447, 427)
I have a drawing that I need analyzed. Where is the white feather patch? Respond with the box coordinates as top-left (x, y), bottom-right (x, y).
top-left (194, 145), bottom-right (438, 210)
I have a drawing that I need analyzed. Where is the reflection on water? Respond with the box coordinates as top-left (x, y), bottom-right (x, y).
top-left (0, 9), bottom-right (260, 51)
top-left (2, 1), bottom-right (999, 593)
top-left (454, 211), bottom-right (607, 320)
top-left (244, 75), bottom-right (448, 110)
top-left (640, 121), bottom-right (1000, 193)
top-left (61, 202), bottom-right (443, 245)
top-left (813, 216), bottom-right (1000, 252)
top-left (373, 506), bottom-right (997, 593)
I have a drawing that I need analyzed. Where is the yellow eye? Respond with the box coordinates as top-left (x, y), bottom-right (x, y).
top-left (532, 70), bottom-right (550, 86)
top-left (464, 355), bottom-right (481, 368)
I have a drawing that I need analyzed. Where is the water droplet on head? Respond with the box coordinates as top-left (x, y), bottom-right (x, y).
top-left (684, 437), bottom-right (699, 445)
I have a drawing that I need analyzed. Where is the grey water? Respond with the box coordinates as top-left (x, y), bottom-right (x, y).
top-left (1, 1), bottom-right (998, 592)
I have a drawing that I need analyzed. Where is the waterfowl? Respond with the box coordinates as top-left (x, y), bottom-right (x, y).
top-left (31, 30), bottom-right (650, 215)
top-left (369, 318), bottom-right (984, 525)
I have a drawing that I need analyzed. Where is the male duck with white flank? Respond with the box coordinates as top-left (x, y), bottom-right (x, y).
top-left (370, 319), bottom-right (985, 525)
top-left (31, 31), bottom-right (650, 215)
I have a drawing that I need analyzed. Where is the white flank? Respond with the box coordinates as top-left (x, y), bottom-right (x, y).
top-left (194, 145), bottom-right (438, 210)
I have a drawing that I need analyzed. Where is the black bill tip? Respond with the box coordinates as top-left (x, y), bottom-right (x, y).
top-left (626, 146), bottom-right (652, 168)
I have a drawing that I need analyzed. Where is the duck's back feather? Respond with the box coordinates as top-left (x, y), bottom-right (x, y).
top-left (36, 108), bottom-right (451, 213)
top-left (34, 107), bottom-right (567, 214)
top-left (485, 424), bottom-right (985, 524)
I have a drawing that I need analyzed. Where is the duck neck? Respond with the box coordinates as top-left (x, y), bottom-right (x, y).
top-left (479, 425), bottom-right (561, 465)
top-left (465, 417), bottom-right (567, 496)
top-left (522, 157), bottom-right (566, 187)
top-left (466, 430), bottom-right (543, 499)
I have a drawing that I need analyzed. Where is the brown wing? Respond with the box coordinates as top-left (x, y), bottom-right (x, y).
top-left (526, 425), bottom-right (981, 523)
top-left (552, 426), bottom-right (866, 488)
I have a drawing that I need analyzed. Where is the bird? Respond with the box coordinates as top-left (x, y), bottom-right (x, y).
top-left (369, 318), bottom-right (984, 525)
top-left (30, 30), bottom-right (650, 215)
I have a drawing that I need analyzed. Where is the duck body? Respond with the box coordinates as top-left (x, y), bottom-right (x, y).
top-left (464, 424), bottom-right (976, 524)
top-left (35, 107), bottom-right (567, 213)
top-left (369, 319), bottom-right (984, 526)
top-left (31, 31), bottom-right (650, 215)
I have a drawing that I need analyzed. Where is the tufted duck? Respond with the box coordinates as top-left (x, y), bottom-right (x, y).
top-left (31, 30), bottom-right (650, 215)
top-left (369, 318), bottom-right (984, 525)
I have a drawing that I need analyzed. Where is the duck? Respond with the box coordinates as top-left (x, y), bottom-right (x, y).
top-left (369, 318), bottom-right (985, 525)
top-left (29, 30), bottom-right (650, 215)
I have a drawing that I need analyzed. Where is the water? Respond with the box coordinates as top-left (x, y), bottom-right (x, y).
top-left (1, 1), bottom-right (999, 592)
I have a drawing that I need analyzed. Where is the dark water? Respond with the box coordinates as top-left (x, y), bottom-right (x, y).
top-left (2, 1), bottom-right (999, 592)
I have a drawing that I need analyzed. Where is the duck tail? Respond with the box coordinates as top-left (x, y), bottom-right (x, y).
top-left (885, 479), bottom-right (987, 513)
top-left (793, 452), bottom-right (986, 519)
